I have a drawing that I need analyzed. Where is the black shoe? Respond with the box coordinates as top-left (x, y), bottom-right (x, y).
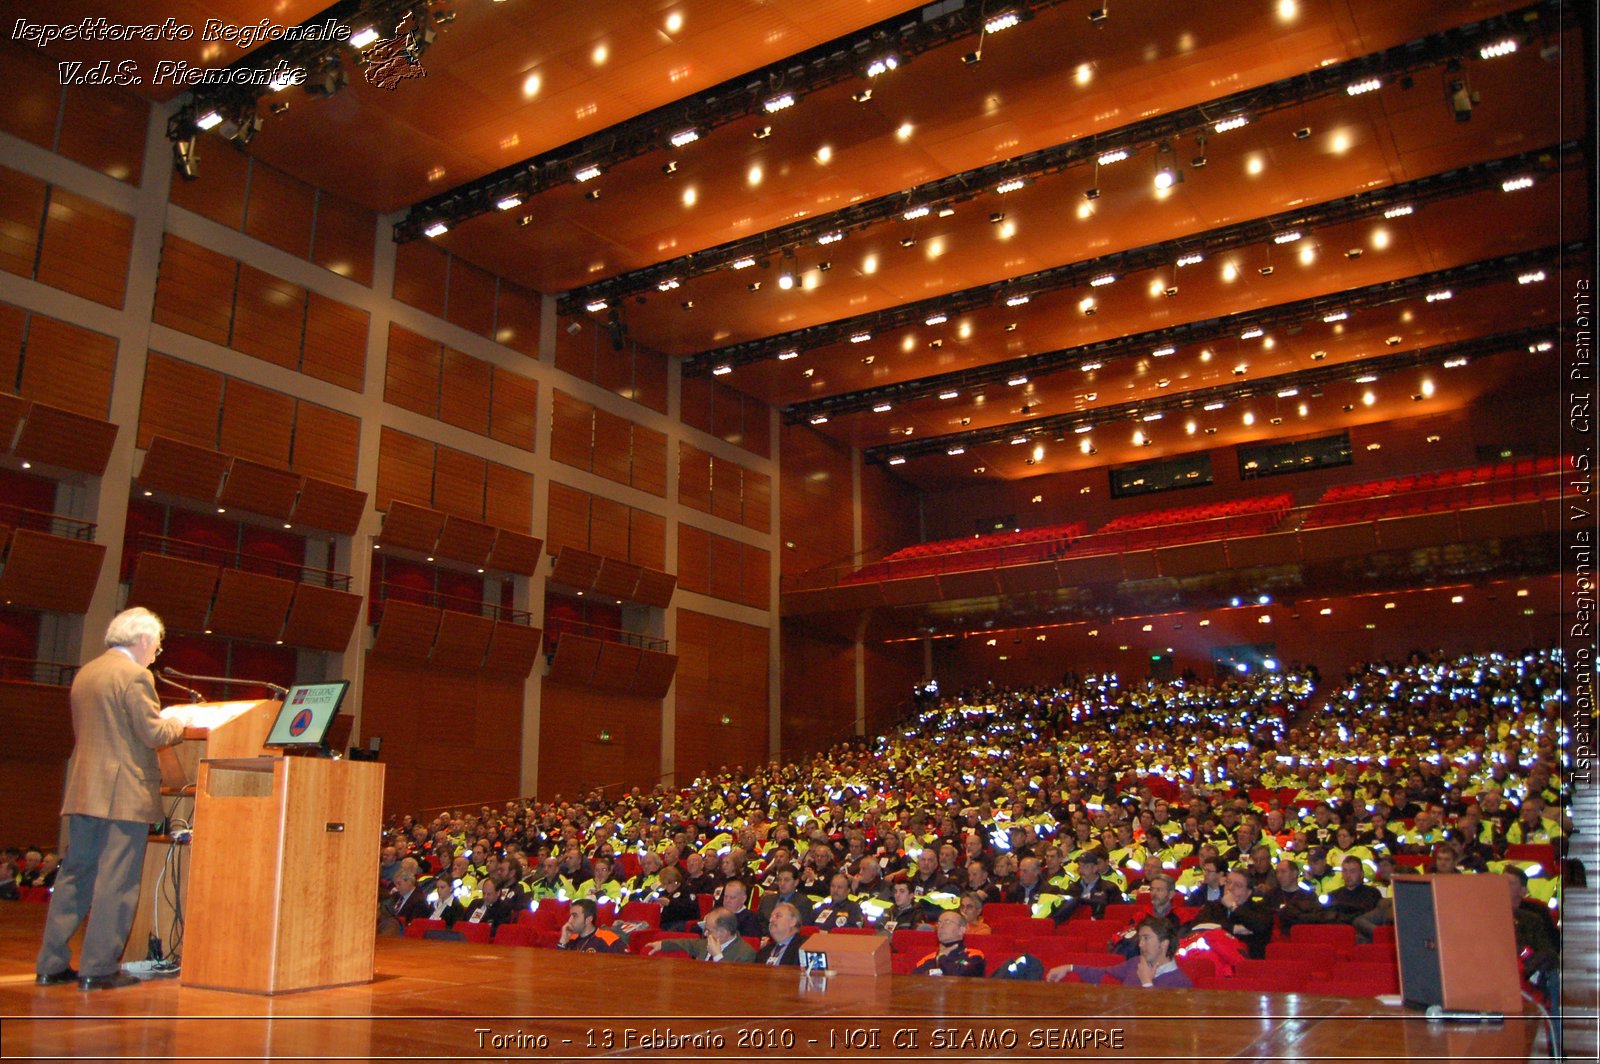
top-left (78, 972), bottom-right (140, 991)
top-left (36, 967), bottom-right (77, 986)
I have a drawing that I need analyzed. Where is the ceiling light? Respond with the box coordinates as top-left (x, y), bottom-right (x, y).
top-left (1272, 230), bottom-right (1302, 244)
top-left (752, 125), bottom-right (772, 139)
top-left (1005, 294), bottom-right (1031, 306)
top-left (1323, 311), bottom-right (1348, 323)
top-left (1277, 387), bottom-right (1299, 398)
top-left (348, 25), bottom-right (381, 48)
top-left (1425, 289), bottom-right (1452, 302)
top-left (573, 164), bottom-right (603, 182)
top-left (495, 195), bottom-right (522, 211)
top-left (924, 314), bottom-right (948, 326)
top-left (1355, 375), bottom-right (1378, 383)
top-left (194, 109), bottom-right (224, 131)
top-left (1080, 361), bottom-right (1103, 372)
top-left (423, 221), bottom-right (449, 237)
top-left (1443, 356), bottom-right (1470, 367)
top-left (850, 332), bottom-right (872, 343)
top-left (1007, 375), bottom-right (1029, 386)
top-left (657, 278), bottom-right (680, 291)
top-left (809, 415), bottom-right (829, 425)
top-left (984, 11), bottom-right (1022, 33)
top-left (1088, 274), bottom-right (1116, 287)
top-left (865, 55), bottom-right (900, 78)
top-left (1239, 327), bottom-right (1264, 339)
top-left (1154, 165), bottom-right (1177, 190)
top-left (1346, 77), bottom-right (1382, 95)
top-left (995, 178), bottom-right (1028, 194)
top-left (669, 128), bottom-right (700, 148)
top-left (1518, 270), bottom-right (1547, 284)
top-left (946, 446), bottom-right (965, 456)
top-left (1084, 187), bottom-right (1100, 200)
top-left (583, 299), bottom-right (608, 313)
top-left (763, 93), bottom-right (796, 113)
top-left (900, 237), bottom-right (916, 248)
top-left (902, 205), bottom-right (930, 221)
top-left (1096, 149), bottom-right (1129, 166)
top-left (1479, 38), bottom-right (1519, 59)
top-left (938, 390), bottom-right (959, 400)
top-left (1011, 436), bottom-right (1029, 445)
top-left (1501, 176), bottom-right (1534, 192)
top-left (871, 403), bottom-right (893, 413)
top-left (852, 89), bottom-right (872, 103)
top-left (712, 365), bottom-right (732, 376)
top-left (1203, 401), bottom-right (1226, 411)
top-left (1152, 346), bottom-right (1175, 357)
top-left (730, 257), bottom-right (756, 270)
top-left (816, 232), bottom-right (844, 246)
top-left (888, 456), bottom-right (906, 465)
top-left (1383, 204), bottom-right (1414, 218)
top-left (776, 350), bottom-right (799, 361)
top-left (1142, 412), bottom-right (1163, 421)
top-left (1175, 253), bottom-right (1203, 267)
top-left (1213, 115), bottom-right (1249, 133)
top-left (777, 270), bottom-right (795, 290)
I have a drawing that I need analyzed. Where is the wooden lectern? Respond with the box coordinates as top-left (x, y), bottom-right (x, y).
top-left (125, 699), bottom-right (282, 962)
top-left (182, 755), bottom-right (384, 994)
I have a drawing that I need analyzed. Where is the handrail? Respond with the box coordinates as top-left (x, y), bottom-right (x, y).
top-left (132, 532), bottom-right (352, 591)
top-left (781, 468), bottom-right (1560, 592)
top-left (0, 656), bottom-right (78, 686)
top-left (374, 581), bottom-right (533, 626)
top-left (0, 503), bottom-right (96, 542)
top-left (546, 617), bottom-right (669, 654)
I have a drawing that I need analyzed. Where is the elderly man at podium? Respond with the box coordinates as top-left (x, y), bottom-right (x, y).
top-left (36, 607), bottom-right (186, 991)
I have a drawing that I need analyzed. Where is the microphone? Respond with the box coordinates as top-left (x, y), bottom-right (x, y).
top-left (1424, 1005), bottom-right (1505, 1024)
top-left (155, 670), bottom-right (204, 702)
top-left (161, 666), bottom-right (288, 698)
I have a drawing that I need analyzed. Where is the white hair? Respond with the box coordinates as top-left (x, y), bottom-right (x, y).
top-left (104, 607), bottom-right (164, 649)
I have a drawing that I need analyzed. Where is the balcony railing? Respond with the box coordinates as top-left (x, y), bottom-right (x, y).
top-left (545, 618), bottom-right (669, 654)
top-left (0, 656), bottom-right (79, 686)
top-left (131, 533), bottom-right (352, 591)
top-left (0, 503), bottom-right (96, 541)
top-left (373, 581), bottom-right (533, 626)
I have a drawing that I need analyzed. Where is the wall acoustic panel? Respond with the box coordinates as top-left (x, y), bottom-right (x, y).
top-left (487, 530), bottom-right (542, 576)
top-left (431, 610), bottom-right (495, 669)
top-left (484, 621), bottom-right (542, 677)
top-left (19, 314), bottom-right (117, 421)
top-left (280, 583), bottom-right (363, 652)
top-left (136, 436), bottom-right (230, 504)
top-left (205, 569), bottom-right (295, 643)
top-left (548, 632), bottom-right (602, 686)
top-left (290, 477), bottom-right (367, 536)
top-left (126, 553), bottom-right (218, 632)
top-left (371, 598), bottom-right (442, 659)
top-left (218, 458), bottom-right (302, 521)
top-left (13, 403), bottom-right (118, 476)
top-left (435, 516), bottom-right (497, 567)
top-left (0, 531), bottom-right (106, 613)
top-left (378, 500), bottom-right (446, 553)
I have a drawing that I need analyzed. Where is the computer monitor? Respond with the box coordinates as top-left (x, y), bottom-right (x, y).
top-left (263, 681), bottom-right (349, 750)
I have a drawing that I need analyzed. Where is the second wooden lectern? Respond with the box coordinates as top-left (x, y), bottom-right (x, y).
top-left (181, 755), bottom-right (384, 995)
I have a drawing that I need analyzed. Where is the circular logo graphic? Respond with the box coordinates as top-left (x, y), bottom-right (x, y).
top-left (288, 708), bottom-right (314, 736)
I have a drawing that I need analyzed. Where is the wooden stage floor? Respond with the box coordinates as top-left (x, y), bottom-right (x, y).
top-left (0, 905), bottom-right (1545, 1062)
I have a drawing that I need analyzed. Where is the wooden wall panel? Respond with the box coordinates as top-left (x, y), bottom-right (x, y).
top-left (591, 408), bottom-right (631, 486)
top-left (588, 496), bottom-right (630, 562)
top-left (301, 293), bottom-right (367, 391)
top-left (21, 315), bottom-right (116, 420)
top-left (634, 347), bottom-right (669, 415)
top-left (779, 423), bottom-right (853, 576)
top-left (493, 280), bottom-right (540, 358)
top-left (594, 343), bottom-right (634, 398)
top-left (0, 47), bottom-right (62, 149)
top-left (220, 377), bottom-right (294, 469)
top-left (537, 679), bottom-right (661, 802)
top-left (550, 390), bottom-right (593, 472)
top-left (744, 403), bottom-right (770, 458)
top-left (489, 368), bottom-right (537, 451)
top-left (678, 443), bottom-right (711, 513)
top-left (243, 164), bottom-right (315, 260)
top-left (632, 425), bottom-right (667, 497)
top-left (680, 377), bottom-right (712, 436)
top-left (384, 323), bottom-right (440, 417)
top-left (780, 624), bottom-right (857, 761)
top-left (553, 322), bottom-right (593, 380)
top-left (138, 353), bottom-right (220, 450)
top-left (57, 84), bottom-right (146, 185)
top-left (290, 401), bottom-right (360, 487)
top-left (376, 427), bottom-right (434, 512)
top-left (0, 166), bottom-right (46, 280)
top-left (0, 304), bottom-right (24, 391)
top-left (676, 523), bottom-right (709, 596)
top-left (446, 259), bottom-right (497, 338)
top-left (1, 681), bottom-right (73, 852)
top-left (707, 533), bottom-right (742, 603)
top-left (432, 445), bottom-right (486, 521)
top-left (710, 456), bottom-right (743, 525)
top-left (545, 482), bottom-right (590, 558)
top-left (712, 384), bottom-right (745, 449)
top-left (674, 609), bottom-right (768, 779)
top-left (439, 348), bottom-right (492, 436)
top-left (392, 240), bottom-right (448, 319)
top-left (310, 190), bottom-right (376, 287)
top-left (744, 470), bottom-right (772, 533)
top-left (630, 509), bottom-right (666, 571)
top-left (230, 265), bottom-right (303, 371)
top-left (483, 461), bottom-right (533, 535)
top-left (168, 133), bottom-right (249, 228)
top-left (153, 234), bottom-right (236, 346)
top-left (36, 190), bottom-right (131, 309)
top-left (741, 542), bottom-right (770, 610)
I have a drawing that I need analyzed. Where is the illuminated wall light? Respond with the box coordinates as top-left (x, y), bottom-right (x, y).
top-left (1005, 294), bottom-right (1031, 306)
top-left (1096, 149), bottom-right (1130, 166)
top-left (995, 178), bottom-right (1028, 194)
top-left (1088, 274), bottom-right (1116, 287)
top-left (776, 350), bottom-right (799, 361)
top-left (1258, 614), bottom-right (1272, 624)
top-left (1175, 253), bottom-right (1204, 267)
top-left (1362, 391), bottom-right (1377, 406)
top-left (495, 195), bottom-right (523, 211)
top-left (1198, 620), bottom-right (1210, 627)
top-left (1518, 270), bottom-right (1547, 284)
top-left (1425, 289), bottom-right (1452, 302)
top-left (423, 221), bottom-right (449, 237)
top-left (1272, 230), bottom-right (1302, 244)
top-left (1371, 228), bottom-right (1390, 249)
top-left (1479, 38), bottom-right (1519, 59)
top-left (712, 364), bottom-right (733, 376)
top-left (763, 93), bottom-right (796, 113)
top-left (1345, 77), bottom-right (1382, 95)
top-left (809, 414), bottom-right (829, 425)
top-left (1142, 624), bottom-right (1154, 632)
top-left (1501, 176), bottom-right (1534, 192)
top-left (946, 446), bottom-right (966, 456)
top-left (984, 11), bottom-right (1022, 33)
top-left (1242, 411), bottom-right (1255, 425)
top-left (1213, 115), bottom-right (1249, 133)
top-left (888, 456), bottom-right (906, 465)
top-left (937, 208), bottom-right (955, 218)
top-left (669, 128), bottom-right (700, 147)
top-left (1007, 375), bottom-right (1029, 386)
top-left (194, 109), bottom-right (224, 130)
top-left (1240, 327), bottom-right (1264, 339)
top-left (584, 299), bottom-right (608, 313)
top-left (1383, 204), bottom-right (1414, 219)
top-left (902, 206), bottom-right (930, 221)
top-left (1451, 595), bottom-right (1465, 604)
top-left (817, 232), bottom-right (843, 245)
top-left (1517, 589), bottom-right (1530, 597)
top-left (573, 164), bottom-right (603, 182)
top-left (849, 332), bottom-right (872, 343)
top-left (815, 145), bottom-right (833, 163)
top-left (1152, 346), bottom-right (1176, 357)
top-left (872, 402), bottom-right (893, 413)
top-left (1131, 430), bottom-right (1145, 446)
top-left (1322, 311), bottom-right (1348, 323)
top-left (1420, 378), bottom-right (1434, 397)
top-left (1527, 342), bottom-right (1553, 354)
top-left (1384, 601), bottom-right (1396, 609)
top-left (939, 390), bottom-right (960, 400)
top-left (1079, 437), bottom-right (1094, 454)
top-left (1185, 420), bottom-right (1196, 434)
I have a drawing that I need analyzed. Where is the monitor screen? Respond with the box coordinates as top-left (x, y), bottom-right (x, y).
top-left (263, 681), bottom-right (349, 748)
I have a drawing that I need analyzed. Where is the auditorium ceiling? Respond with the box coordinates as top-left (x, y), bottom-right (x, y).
top-left (33, 0), bottom-right (1586, 489)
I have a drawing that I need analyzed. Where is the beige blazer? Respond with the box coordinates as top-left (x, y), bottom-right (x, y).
top-left (62, 648), bottom-right (185, 824)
